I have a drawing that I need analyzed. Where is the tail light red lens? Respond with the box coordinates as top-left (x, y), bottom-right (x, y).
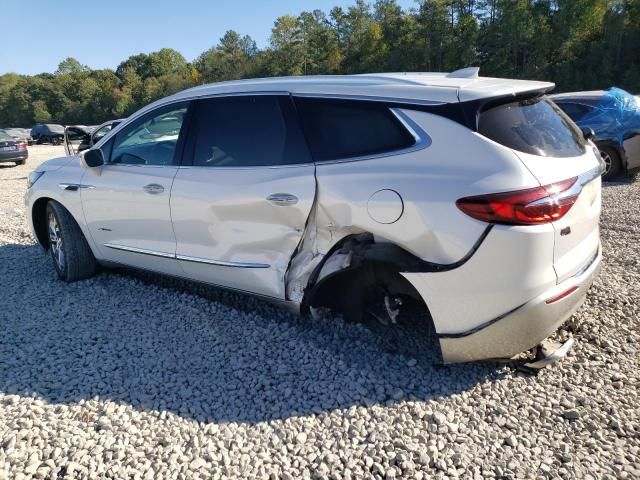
top-left (17, 142), bottom-right (27, 149)
top-left (456, 177), bottom-right (580, 225)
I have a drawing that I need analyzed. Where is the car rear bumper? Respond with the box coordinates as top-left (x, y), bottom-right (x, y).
top-left (438, 247), bottom-right (601, 363)
top-left (0, 152), bottom-right (28, 163)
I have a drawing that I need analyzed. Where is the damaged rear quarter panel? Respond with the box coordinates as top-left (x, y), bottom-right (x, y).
top-left (286, 109), bottom-right (538, 303)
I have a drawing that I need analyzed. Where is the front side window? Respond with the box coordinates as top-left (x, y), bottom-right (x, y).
top-left (294, 98), bottom-right (416, 162)
top-left (110, 104), bottom-right (188, 166)
top-left (187, 95), bottom-right (311, 168)
top-left (479, 96), bottom-right (585, 158)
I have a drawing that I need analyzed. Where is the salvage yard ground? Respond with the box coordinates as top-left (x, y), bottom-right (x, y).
top-left (0, 146), bottom-right (638, 479)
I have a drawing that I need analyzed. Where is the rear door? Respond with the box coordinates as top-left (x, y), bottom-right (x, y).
top-left (170, 94), bottom-right (316, 299)
top-left (478, 95), bottom-right (602, 283)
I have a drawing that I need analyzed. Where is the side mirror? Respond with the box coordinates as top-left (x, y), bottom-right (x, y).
top-left (83, 148), bottom-right (104, 168)
top-left (581, 127), bottom-right (596, 141)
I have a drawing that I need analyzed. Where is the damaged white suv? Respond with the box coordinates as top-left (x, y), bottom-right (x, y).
top-left (25, 69), bottom-right (603, 363)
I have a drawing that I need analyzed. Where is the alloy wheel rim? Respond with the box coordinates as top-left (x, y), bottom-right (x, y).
top-left (48, 213), bottom-right (65, 270)
top-left (601, 151), bottom-right (612, 176)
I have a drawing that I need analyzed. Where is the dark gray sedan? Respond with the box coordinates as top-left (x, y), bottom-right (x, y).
top-left (0, 131), bottom-right (28, 165)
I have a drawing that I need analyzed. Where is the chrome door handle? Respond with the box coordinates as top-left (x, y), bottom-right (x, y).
top-left (143, 184), bottom-right (164, 194)
top-left (267, 193), bottom-right (298, 206)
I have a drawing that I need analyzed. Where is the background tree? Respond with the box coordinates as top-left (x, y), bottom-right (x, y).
top-left (1, 0), bottom-right (638, 128)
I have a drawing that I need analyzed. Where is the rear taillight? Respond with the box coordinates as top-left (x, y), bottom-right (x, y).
top-left (17, 142), bottom-right (27, 149)
top-left (456, 177), bottom-right (580, 225)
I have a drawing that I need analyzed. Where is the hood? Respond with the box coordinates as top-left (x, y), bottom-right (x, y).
top-left (36, 155), bottom-right (75, 173)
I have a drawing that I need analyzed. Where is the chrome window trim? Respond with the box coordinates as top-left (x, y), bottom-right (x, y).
top-left (177, 163), bottom-right (315, 171)
top-left (103, 243), bottom-right (270, 268)
top-left (176, 254), bottom-right (270, 269)
top-left (103, 163), bottom-right (180, 169)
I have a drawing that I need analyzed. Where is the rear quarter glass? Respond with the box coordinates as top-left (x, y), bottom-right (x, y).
top-left (478, 96), bottom-right (585, 158)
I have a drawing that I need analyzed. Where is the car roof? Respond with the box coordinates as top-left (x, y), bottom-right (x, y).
top-left (153, 71), bottom-right (554, 108)
top-left (98, 71), bottom-right (554, 148)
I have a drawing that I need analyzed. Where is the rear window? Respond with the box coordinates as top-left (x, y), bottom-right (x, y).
top-left (294, 98), bottom-right (415, 162)
top-left (479, 96), bottom-right (585, 158)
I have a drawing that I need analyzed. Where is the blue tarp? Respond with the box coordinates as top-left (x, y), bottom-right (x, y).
top-left (576, 87), bottom-right (640, 145)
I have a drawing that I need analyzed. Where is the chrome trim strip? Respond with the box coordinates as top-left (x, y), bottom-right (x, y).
top-left (176, 254), bottom-right (270, 269)
top-left (95, 260), bottom-right (300, 314)
top-left (103, 243), bottom-right (271, 269)
top-left (103, 243), bottom-right (175, 259)
top-left (292, 92), bottom-right (445, 106)
top-left (177, 162), bottom-right (315, 171)
top-left (58, 183), bottom-right (95, 191)
top-left (104, 164), bottom-right (178, 169)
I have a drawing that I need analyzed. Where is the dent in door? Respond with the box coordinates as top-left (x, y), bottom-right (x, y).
top-left (171, 166), bottom-right (315, 299)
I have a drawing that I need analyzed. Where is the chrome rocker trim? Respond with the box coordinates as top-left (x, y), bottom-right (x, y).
top-left (103, 243), bottom-right (270, 268)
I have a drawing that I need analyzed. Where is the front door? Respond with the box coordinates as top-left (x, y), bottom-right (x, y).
top-left (170, 94), bottom-right (316, 299)
top-left (81, 102), bottom-right (190, 276)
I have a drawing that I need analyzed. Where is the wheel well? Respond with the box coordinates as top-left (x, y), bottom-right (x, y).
top-left (32, 197), bottom-right (52, 250)
top-left (302, 234), bottom-right (431, 322)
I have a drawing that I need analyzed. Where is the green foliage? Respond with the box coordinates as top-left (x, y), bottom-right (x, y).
top-left (1, 0), bottom-right (638, 128)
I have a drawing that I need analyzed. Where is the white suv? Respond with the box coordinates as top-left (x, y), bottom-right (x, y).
top-left (25, 69), bottom-right (603, 363)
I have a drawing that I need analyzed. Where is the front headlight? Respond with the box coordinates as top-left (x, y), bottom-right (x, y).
top-left (27, 171), bottom-right (44, 189)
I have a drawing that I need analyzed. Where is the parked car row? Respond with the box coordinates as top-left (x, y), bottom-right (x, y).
top-left (30, 124), bottom-right (65, 145)
top-left (0, 128), bottom-right (33, 145)
top-left (0, 131), bottom-right (28, 165)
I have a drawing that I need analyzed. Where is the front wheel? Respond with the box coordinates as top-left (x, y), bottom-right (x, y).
top-left (46, 200), bottom-right (97, 281)
top-left (599, 146), bottom-right (622, 181)
top-left (51, 136), bottom-right (61, 145)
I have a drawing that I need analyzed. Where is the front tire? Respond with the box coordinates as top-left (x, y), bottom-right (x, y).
top-left (599, 146), bottom-right (622, 181)
top-left (51, 136), bottom-right (61, 145)
top-left (46, 200), bottom-right (96, 282)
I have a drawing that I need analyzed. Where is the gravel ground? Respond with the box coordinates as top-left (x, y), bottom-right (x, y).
top-left (1, 146), bottom-right (639, 479)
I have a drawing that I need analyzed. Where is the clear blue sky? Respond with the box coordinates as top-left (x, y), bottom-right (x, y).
top-left (1, 0), bottom-right (416, 76)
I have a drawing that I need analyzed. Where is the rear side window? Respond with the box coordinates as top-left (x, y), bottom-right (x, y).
top-left (188, 95), bottom-right (311, 167)
top-left (294, 98), bottom-right (415, 162)
top-left (479, 96), bottom-right (585, 158)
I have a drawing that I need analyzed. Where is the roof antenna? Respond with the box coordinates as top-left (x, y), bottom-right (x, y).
top-left (447, 67), bottom-right (480, 79)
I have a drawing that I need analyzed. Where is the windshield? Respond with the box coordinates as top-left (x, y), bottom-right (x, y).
top-left (0, 132), bottom-right (13, 142)
top-left (479, 96), bottom-right (586, 158)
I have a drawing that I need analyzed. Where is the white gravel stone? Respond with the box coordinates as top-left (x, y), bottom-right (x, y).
top-left (0, 146), bottom-right (639, 478)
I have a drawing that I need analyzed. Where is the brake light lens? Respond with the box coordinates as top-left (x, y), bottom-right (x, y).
top-left (456, 177), bottom-right (580, 225)
top-left (17, 142), bottom-right (27, 149)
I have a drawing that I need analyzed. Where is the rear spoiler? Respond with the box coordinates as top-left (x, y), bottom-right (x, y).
top-left (378, 86), bottom-right (555, 133)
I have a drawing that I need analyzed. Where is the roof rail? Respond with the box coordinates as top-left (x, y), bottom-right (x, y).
top-left (447, 67), bottom-right (480, 79)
